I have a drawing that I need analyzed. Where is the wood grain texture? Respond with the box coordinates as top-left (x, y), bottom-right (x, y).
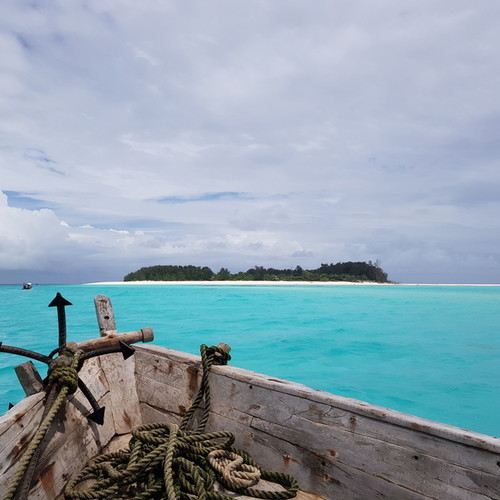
top-left (2, 341), bottom-right (499, 499)
top-left (0, 357), bottom-right (115, 499)
top-left (134, 345), bottom-right (500, 500)
top-left (14, 361), bottom-right (43, 396)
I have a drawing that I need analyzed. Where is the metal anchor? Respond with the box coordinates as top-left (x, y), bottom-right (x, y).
top-left (1, 293), bottom-right (154, 500)
top-left (0, 293), bottom-right (154, 423)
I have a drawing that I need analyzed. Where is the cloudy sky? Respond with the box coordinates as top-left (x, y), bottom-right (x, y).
top-left (1, 1), bottom-right (499, 284)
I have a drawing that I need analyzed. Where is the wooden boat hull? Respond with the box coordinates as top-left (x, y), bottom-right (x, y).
top-left (1, 343), bottom-right (499, 499)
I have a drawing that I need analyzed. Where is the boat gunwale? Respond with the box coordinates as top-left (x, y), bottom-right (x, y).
top-left (135, 344), bottom-right (500, 454)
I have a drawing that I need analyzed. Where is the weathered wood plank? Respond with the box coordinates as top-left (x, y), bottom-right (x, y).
top-left (136, 376), bottom-right (192, 416)
top-left (139, 402), bottom-right (179, 426)
top-left (208, 377), bottom-right (500, 498)
top-left (65, 327), bottom-right (154, 353)
top-left (94, 295), bottom-right (117, 335)
top-left (99, 353), bottom-right (142, 433)
top-left (77, 357), bottom-right (110, 403)
top-left (134, 346), bottom-right (200, 397)
top-left (14, 361), bottom-right (43, 396)
top-left (102, 433), bottom-right (132, 454)
top-left (27, 392), bottom-right (116, 499)
top-left (214, 479), bottom-right (308, 498)
top-left (0, 393), bottom-right (45, 480)
top-left (134, 345), bottom-right (500, 500)
top-left (247, 416), bottom-right (498, 500)
top-left (139, 380), bottom-right (427, 499)
top-left (211, 364), bottom-right (500, 453)
top-left (208, 372), bottom-right (500, 475)
top-left (0, 357), bottom-right (116, 499)
top-left (90, 295), bottom-right (143, 433)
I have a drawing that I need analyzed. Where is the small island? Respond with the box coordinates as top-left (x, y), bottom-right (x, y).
top-left (124, 261), bottom-right (389, 283)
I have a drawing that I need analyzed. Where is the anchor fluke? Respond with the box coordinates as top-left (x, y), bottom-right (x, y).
top-left (88, 406), bottom-right (106, 425)
top-left (119, 340), bottom-right (135, 360)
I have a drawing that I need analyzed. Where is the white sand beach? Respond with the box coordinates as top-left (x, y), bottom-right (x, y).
top-left (85, 280), bottom-right (390, 286)
top-left (85, 280), bottom-right (499, 286)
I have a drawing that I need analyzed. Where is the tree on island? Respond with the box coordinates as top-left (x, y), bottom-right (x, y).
top-left (123, 261), bottom-right (389, 283)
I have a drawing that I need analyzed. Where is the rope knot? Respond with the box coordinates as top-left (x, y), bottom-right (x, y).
top-left (48, 356), bottom-right (79, 394)
top-left (208, 449), bottom-right (261, 488)
top-left (204, 344), bottom-right (231, 365)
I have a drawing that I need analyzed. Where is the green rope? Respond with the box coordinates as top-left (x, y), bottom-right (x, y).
top-left (180, 344), bottom-right (230, 433)
top-left (48, 357), bottom-right (80, 394)
top-left (64, 345), bottom-right (299, 500)
top-left (3, 350), bottom-right (83, 500)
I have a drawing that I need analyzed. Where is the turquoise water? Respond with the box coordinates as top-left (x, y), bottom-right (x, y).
top-left (0, 284), bottom-right (499, 437)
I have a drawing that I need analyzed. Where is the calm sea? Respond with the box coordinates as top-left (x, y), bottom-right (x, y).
top-left (1, 284), bottom-right (499, 437)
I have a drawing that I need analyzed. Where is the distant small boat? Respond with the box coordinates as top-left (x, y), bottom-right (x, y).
top-left (22, 283), bottom-right (33, 290)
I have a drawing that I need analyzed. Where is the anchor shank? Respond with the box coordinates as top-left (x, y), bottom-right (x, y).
top-left (80, 345), bottom-right (125, 362)
top-left (78, 379), bottom-right (99, 412)
top-left (57, 306), bottom-right (67, 354)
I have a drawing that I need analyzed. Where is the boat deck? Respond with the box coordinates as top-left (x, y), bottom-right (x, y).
top-left (217, 484), bottom-right (324, 500)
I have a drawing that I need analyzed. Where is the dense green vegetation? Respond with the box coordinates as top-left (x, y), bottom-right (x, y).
top-left (123, 261), bottom-right (389, 283)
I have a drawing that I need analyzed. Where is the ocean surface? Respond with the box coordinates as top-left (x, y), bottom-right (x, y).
top-left (0, 283), bottom-right (499, 437)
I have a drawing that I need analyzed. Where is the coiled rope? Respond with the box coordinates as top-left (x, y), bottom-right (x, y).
top-left (4, 350), bottom-right (83, 500)
top-left (64, 344), bottom-right (299, 499)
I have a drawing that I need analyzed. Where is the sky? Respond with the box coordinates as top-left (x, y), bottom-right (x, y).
top-left (1, 1), bottom-right (500, 284)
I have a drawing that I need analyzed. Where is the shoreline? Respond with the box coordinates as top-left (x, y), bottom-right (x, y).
top-left (84, 280), bottom-right (500, 286)
top-left (86, 280), bottom-right (384, 286)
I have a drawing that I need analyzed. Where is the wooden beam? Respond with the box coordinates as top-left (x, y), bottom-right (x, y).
top-left (94, 295), bottom-right (117, 336)
top-left (92, 294), bottom-right (143, 433)
top-left (14, 361), bottom-right (43, 396)
top-left (65, 328), bottom-right (154, 353)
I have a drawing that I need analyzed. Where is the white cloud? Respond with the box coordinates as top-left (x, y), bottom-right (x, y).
top-left (0, 192), bottom-right (69, 269)
top-left (1, 1), bottom-right (500, 283)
